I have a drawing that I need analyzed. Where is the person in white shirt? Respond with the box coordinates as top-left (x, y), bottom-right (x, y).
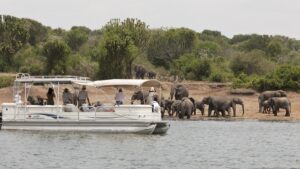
top-left (152, 97), bottom-right (160, 113)
top-left (14, 92), bottom-right (22, 104)
top-left (148, 87), bottom-right (156, 104)
top-left (115, 88), bottom-right (125, 105)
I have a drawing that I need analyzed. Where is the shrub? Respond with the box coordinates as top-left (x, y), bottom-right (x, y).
top-left (0, 76), bottom-right (14, 88)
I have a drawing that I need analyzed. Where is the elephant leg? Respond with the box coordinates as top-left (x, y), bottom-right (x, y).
top-left (178, 113), bottom-right (183, 119)
top-left (259, 101), bottom-right (262, 113)
top-left (215, 109), bottom-right (219, 117)
top-left (208, 107), bottom-right (212, 117)
top-left (201, 108), bottom-right (204, 116)
top-left (187, 112), bottom-right (191, 119)
top-left (168, 109), bottom-right (172, 117)
top-left (285, 108), bottom-right (290, 116)
top-left (273, 109), bottom-right (278, 116)
top-left (221, 110), bottom-right (226, 117)
top-left (232, 105), bottom-right (236, 117)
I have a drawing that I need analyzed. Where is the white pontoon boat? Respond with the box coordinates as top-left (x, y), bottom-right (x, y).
top-left (0, 73), bottom-right (169, 134)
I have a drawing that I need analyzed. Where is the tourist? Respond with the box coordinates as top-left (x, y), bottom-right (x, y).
top-left (152, 97), bottom-right (160, 113)
top-left (47, 88), bottom-right (55, 105)
top-left (62, 88), bottom-right (73, 105)
top-left (115, 88), bottom-right (125, 105)
top-left (147, 86), bottom-right (156, 104)
top-left (78, 85), bottom-right (90, 108)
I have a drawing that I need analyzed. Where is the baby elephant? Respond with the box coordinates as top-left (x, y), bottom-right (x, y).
top-left (262, 100), bottom-right (272, 114)
top-left (193, 101), bottom-right (205, 116)
top-left (269, 97), bottom-right (291, 116)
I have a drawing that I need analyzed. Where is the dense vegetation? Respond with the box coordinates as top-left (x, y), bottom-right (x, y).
top-left (1, 15), bottom-right (300, 91)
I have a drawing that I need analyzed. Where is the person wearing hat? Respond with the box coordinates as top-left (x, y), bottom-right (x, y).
top-left (78, 85), bottom-right (90, 108)
top-left (147, 86), bottom-right (156, 104)
top-left (115, 88), bottom-right (125, 105)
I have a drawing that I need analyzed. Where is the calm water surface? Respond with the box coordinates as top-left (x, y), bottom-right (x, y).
top-left (0, 121), bottom-right (300, 169)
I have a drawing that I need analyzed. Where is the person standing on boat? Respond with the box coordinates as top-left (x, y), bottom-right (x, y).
top-left (78, 85), bottom-right (90, 108)
top-left (62, 88), bottom-right (73, 105)
top-left (14, 92), bottom-right (22, 104)
top-left (115, 88), bottom-right (125, 105)
top-left (147, 87), bottom-right (156, 104)
top-left (152, 97), bottom-right (160, 113)
top-left (47, 88), bottom-right (55, 105)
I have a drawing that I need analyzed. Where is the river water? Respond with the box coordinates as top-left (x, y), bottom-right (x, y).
top-left (0, 121), bottom-right (299, 169)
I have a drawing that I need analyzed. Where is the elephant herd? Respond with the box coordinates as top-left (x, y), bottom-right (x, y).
top-left (131, 83), bottom-right (292, 119)
top-left (134, 65), bottom-right (157, 79)
top-left (162, 85), bottom-right (292, 119)
top-left (159, 83), bottom-right (245, 119)
top-left (258, 90), bottom-right (291, 116)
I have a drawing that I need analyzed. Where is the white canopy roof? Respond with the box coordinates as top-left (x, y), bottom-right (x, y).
top-left (87, 79), bottom-right (161, 88)
top-left (15, 76), bottom-right (91, 84)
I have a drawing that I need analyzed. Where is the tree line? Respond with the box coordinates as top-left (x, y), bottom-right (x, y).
top-left (1, 15), bottom-right (300, 91)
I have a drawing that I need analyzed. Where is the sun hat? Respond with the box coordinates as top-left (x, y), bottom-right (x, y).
top-left (150, 87), bottom-right (155, 92)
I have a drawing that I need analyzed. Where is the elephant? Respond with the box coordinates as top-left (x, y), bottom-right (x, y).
top-left (258, 90), bottom-right (287, 112)
top-left (147, 71), bottom-right (157, 79)
top-left (194, 100), bottom-right (205, 116)
top-left (134, 65), bottom-right (146, 79)
top-left (262, 100), bottom-right (272, 114)
top-left (202, 96), bottom-right (236, 117)
top-left (171, 100), bottom-right (182, 117)
top-left (161, 99), bottom-right (174, 117)
top-left (179, 97), bottom-right (194, 119)
top-left (269, 97), bottom-right (291, 116)
top-left (170, 83), bottom-right (189, 100)
top-left (232, 97), bottom-right (245, 116)
top-left (131, 91), bottom-right (149, 104)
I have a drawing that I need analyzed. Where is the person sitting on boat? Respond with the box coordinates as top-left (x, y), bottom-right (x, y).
top-left (36, 95), bottom-right (45, 105)
top-left (115, 88), bottom-right (125, 105)
top-left (152, 97), bottom-right (160, 113)
top-left (46, 88), bottom-right (55, 105)
top-left (78, 85), bottom-right (91, 109)
top-left (62, 88), bottom-right (73, 105)
top-left (27, 96), bottom-right (37, 105)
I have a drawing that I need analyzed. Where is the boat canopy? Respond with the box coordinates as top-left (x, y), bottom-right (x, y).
top-left (75, 79), bottom-right (161, 88)
top-left (14, 73), bottom-right (91, 85)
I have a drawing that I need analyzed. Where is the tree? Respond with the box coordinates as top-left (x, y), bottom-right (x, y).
top-left (43, 40), bottom-right (70, 74)
top-left (0, 15), bottom-right (29, 71)
top-left (97, 33), bottom-right (137, 79)
top-left (23, 18), bottom-right (48, 46)
top-left (240, 34), bottom-right (270, 52)
top-left (147, 28), bottom-right (196, 69)
top-left (97, 19), bottom-right (144, 79)
top-left (65, 28), bottom-right (89, 51)
top-left (266, 40), bottom-right (282, 58)
top-left (230, 50), bottom-right (274, 75)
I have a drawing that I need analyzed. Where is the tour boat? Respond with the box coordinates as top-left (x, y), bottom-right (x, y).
top-left (0, 73), bottom-right (169, 134)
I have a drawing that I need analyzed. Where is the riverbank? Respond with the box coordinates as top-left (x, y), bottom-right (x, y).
top-left (0, 80), bottom-right (299, 120)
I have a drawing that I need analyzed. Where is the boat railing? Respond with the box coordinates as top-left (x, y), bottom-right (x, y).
top-left (15, 73), bottom-right (90, 81)
top-left (3, 103), bottom-right (157, 122)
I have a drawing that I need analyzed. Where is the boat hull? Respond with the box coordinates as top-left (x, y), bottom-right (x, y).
top-left (1, 121), bottom-right (157, 134)
top-left (153, 121), bottom-right (170, 135)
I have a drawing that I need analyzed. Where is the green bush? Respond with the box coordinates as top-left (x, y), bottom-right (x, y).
top-left (234, 65), bottom-right (300, 91)
top-left (0, 76), bottom-right (14, 88)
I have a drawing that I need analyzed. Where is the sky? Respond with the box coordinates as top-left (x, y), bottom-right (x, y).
top-left (1, 0), bottom-right (300, 39)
